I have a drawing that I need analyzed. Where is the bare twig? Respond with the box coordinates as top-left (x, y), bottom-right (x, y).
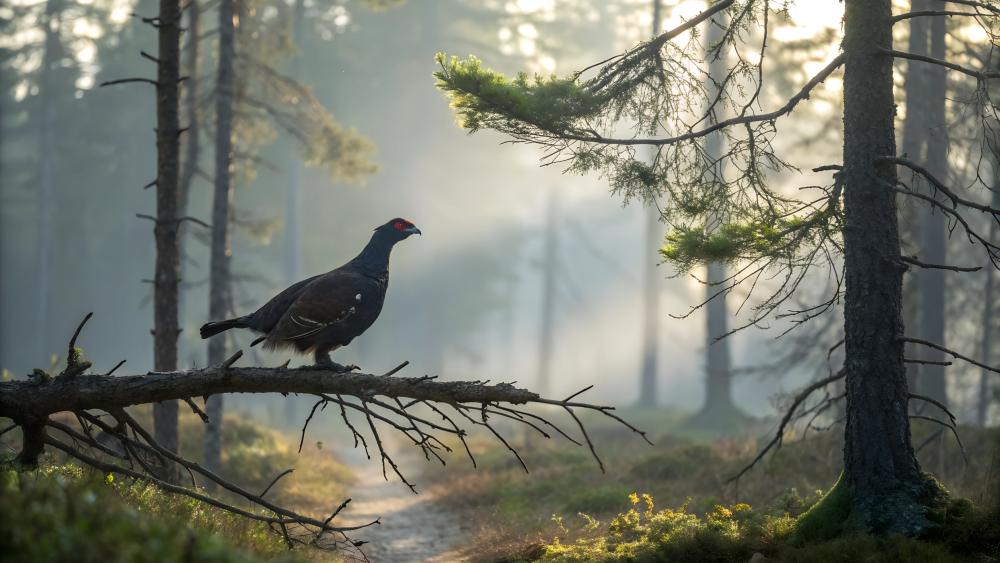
top-left (900, 255), bottom-right (982, 272)
top-left (729, 370), bottom-right (846, 482)
top-left (902, 337), bottom-right (1000, 375)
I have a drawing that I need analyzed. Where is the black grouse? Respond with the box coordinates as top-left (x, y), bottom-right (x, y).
top-left (200, 218), bottom-right (421, 370)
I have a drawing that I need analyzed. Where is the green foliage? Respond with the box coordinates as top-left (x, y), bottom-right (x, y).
top-left (660, 215), bottom-right (819, 269)
top-left (235, 1), bottom-right (378, 186)
top-left (434, 54), bottom-right (608, 135)
top-left (432, 2), bottom-right (849, 331)
top-left (541, 494), bottom-right (794, 562)
top-left (0, 463), bottom-right (298, 563)
top-left (429, 415), bottom-right (1000, 561)
top-left (539, 492), bottom-right (997, 563)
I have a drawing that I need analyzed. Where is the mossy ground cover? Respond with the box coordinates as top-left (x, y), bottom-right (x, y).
top-left (0, 411), bottom-right (356, 562)
top-left (419, 407), bottom-right (999, 562)
top-left (0, 462), bottom-right (299, 563)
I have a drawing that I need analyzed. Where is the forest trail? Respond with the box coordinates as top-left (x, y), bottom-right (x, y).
top-left (335, 444), bottom-right (473, 563)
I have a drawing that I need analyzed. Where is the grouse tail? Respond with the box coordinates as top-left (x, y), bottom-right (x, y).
top-left (200, 317), bottom-right (249, 339)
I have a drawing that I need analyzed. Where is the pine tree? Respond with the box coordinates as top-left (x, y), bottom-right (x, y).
top-left (436, 0), bottom-right (1000, 534)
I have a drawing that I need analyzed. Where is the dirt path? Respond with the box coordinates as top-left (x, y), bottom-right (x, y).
top-left (335, 446), bottom-right (473, 562)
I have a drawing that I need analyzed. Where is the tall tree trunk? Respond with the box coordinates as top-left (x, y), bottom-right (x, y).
top-left (699, 2), bottom-right (735, 419)
top-left (537, 188), bottom-right (557, 397)
top-left (283, 0), bottom-right (305, 288)
top-left (979, 153), bottom-right (1000, 426)
top-left (204, 0), bottom-right (236, 475)
top-left (283, 0), bottom-right (306, 426)
top-left (35, 0), bottom-right (59, 363)
top-left (152, 0), bottom-right (183, 458)
top-left (916, 12), bottom-right (949, 407)
top-left (979, 223), bottom-right (996, 427)
top-left (899, 0), bottom-right (928, 395)
top-left (835, 0), bottom-right (938, 534)
top-left (178, 0), bottom-right (201, 362)
top-left (637, 0), bottom-right (662, 408)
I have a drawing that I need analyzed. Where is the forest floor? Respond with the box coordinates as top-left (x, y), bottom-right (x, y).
top-left (334, 442), bottom-right (474, 563)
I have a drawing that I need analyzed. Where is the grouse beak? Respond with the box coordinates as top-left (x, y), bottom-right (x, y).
top-left (406, 226), bottom-right (422, 236)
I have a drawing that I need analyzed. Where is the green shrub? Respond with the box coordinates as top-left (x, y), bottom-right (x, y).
top-left (0, 463), bottom-right (299, 563)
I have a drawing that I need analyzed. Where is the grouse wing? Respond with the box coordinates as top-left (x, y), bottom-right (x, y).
top-left (265, 269), bottom-right (381, 350)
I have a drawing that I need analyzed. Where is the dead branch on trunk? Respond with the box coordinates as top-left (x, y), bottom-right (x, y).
top-left (0, 315), bottom-right (647, 559)
top-left (728, 370), bottom-right (845, 482)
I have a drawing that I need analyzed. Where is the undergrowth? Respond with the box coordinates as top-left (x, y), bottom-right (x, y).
top-left (423, 408), bottom-right (999, 562)
top-left (538, 492), bottom-right (1000, 562)
top-left (0, 462), bottom-right (299, 563)
top-left (0, 412), bottom-right (356, 562)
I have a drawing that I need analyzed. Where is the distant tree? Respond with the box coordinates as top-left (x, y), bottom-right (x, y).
top-left (437, 0), bottom-right (1000, 534)
top-left (980, 130), bottom-right (1000, 426)
top-left (912, 0), bottom-right (951, 409)
top-left (691, 1), bottom-right (743, 426)
top-left (199, 0), bottom-right (380, 465)
top-left (150, 0), bottom-right (184, 459)
top-left (203, 0), bottom-right (237, 476)
top-left (0, 0), bottom-right (113, 364)
top-left (637, 0), bottom-right (663, 409)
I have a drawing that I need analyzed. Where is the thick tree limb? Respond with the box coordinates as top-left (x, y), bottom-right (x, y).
top-left (0, 367), bottom-right (541, 418)
top-left (1, 316), bottom-right (646, 558)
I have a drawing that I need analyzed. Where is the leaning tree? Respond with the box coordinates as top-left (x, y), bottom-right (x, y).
top-left (436, 0), bottom-right (1000, 534)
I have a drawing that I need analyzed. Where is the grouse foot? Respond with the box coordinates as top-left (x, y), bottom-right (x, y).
top-left (314, 351), bottom-right (359, 373)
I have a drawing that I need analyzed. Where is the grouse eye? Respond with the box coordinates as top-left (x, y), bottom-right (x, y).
top-left (393, 221), bottom-right (406, 231)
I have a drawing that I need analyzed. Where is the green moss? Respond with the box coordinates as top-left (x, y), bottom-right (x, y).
top-left (0, 464), bottom-right (298, 563)
top-left (792, 473), bottom-right (852, 543)
top-left (537, 492), bottom-right (995, 563)
top-left (540, 495), bottom-right (794, 563)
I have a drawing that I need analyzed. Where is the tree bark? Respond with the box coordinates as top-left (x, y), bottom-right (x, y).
top-left (837, 0), bottom-right (938, 534)
top-left (915, 11), bottom-right (949, 408)
top-left (637, 0), bottom-right (663, 408)
top-left (204, 0), bottom-right (237, 475)
top-left (152, 0), bottom-right (183, 456)
top-left (0, 368), bottom-right (541, 421)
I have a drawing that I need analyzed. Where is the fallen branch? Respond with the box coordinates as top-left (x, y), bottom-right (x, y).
top-left (0, 315), bottom-right (647, 559)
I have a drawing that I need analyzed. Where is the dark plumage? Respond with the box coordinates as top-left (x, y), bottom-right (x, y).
top-left (200, 218), bottom-right (421, 370)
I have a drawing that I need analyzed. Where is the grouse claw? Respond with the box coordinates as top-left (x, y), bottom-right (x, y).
top-left (313, 353), bottom-right (358, 373)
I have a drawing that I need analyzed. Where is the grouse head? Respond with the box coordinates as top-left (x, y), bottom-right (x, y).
top-left (375, 218), bottom-right (422, 243)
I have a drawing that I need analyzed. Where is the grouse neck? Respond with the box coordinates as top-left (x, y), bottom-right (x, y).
top-left (350, 232), bottom-right (396, 275)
